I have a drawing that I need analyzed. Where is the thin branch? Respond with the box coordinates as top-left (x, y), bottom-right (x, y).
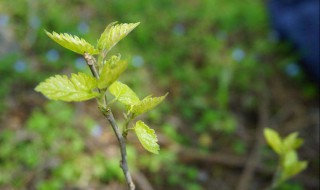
top-left (84, 53), bottom-right (99, 79)
top-left (84, 52), bottom-right (135, 190)
top-left (102, 108), bottom-right (135, 190)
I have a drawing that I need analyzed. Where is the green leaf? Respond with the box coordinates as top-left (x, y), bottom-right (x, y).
top-left (35, 73), bottom-right (99, 102)
top-left (45, 30), bottom-right (99, 55)
top-left (134, 121), bottom-right (159, 154)
top-left (97, 22), bottom-right (140, 52)
top-left (283, 132), bottom-right (303, 152)
top-left (98, 55), bottom-right (128, 89)
top-left (281, 150), bottom-right (308, 181)
top-left (109, 81), bottom-right (140, 105)
top-left (283, 150), bottom-right (298, 168)
top-left (130, 93), bottom-right (168, 116)
top-left (285, 161), bottom-right (308, 179)
top-left (264, 128), bottom-right (283, 155)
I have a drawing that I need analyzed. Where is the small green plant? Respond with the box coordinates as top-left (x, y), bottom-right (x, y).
top-left (264, 128), bottom-right (308, 190)
top-left (35, 22), bottom-right (167, 190)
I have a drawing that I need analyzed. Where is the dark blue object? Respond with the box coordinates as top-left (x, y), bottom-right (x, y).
top-left (268, 0), bottom-right (320, 83)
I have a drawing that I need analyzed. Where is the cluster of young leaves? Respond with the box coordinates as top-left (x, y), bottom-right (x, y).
top-left (264, 128), bottom-right (308, 187)
top-left (35, 22), bottom-right (167, 154)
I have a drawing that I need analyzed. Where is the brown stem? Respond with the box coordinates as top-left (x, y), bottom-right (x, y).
top-left (102, 108), bottom-right (135, 190)
top-left (84, 52), bottom-right (135, 190)
top-left (84, 53), bottom-right (99, 79)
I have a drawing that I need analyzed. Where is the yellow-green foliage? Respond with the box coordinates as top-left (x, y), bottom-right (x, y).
top-left (264, 128), bottom-right (308, 187)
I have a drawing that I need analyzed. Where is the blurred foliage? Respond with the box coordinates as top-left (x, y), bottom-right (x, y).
top-left (0, 102), bottom-right (123, 189)
top-left (139, 150), bottom-right (203, 190)
top-left (0, 0), bottom-right (318, 189)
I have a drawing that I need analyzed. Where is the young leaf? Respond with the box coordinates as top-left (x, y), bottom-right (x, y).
top-left (98, 55), bottom-right (128, 89)
top-left (283, 161), bottom-right (308, 180)
top-left (283, 132), bottom-right (303, 152)
top-left (109, 81), bottom-right (140, 105)
top-left (35, 72), bottom-right (99, 102)
top-left (264, 128), bottom-right (283, 155)
top-left (45, 30), bottom-right (99, 55)
top-left (282, 150), bottom-right (308, 181)
top-left (134, 121), bottom-right (159, 154)
top-left (130, 93), bottom-right (168, 116)
top-left (283, 150), bottom-right (298, 168)
top-left (97, 22), bottom-right (140, 52)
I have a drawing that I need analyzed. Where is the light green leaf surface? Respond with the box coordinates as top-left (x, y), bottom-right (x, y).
top-left (264, 128), bottom-right (282, 155)
top-left (98, 55), bottom-right (128, 89)
top-left (45, 30), bottom-right (99, 55)
top-left (130, 93), bottom-right (168, 116)
top-left (97, 22), bottom-right (140, 52)
top-left (283, 150), bottom-right (298, 168)
top-left (35, 73), bottom-right (99, 102)
top-left (284, 161), bottom-right (308, 180)
top-left (134, 121), bottom-right (159, 154)
top-left (283, 132), bottom-right (303, 152)
top-left (282, 150), bottom-right (308, 180)
top-left (109, 81), bottom-right (140, 105)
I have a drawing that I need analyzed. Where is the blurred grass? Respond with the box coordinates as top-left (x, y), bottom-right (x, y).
top-left (0, 0), bottom-right (318, 190)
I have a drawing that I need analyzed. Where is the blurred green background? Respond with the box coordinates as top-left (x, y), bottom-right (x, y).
top-left (0, 0), bottom-right (319, 190)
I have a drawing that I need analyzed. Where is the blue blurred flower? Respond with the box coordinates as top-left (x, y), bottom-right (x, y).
top-left (14, 60), bottom-right (27, 73)
top-left (285, 62), bottom-right (300, 77)
top-left (232, 48), bottom-right (245, 62)
top-left (46, 49), bottom-right (60, 62)
top-left (91, 124), bottom-right (102, 137)
top-left (131, 55), bottom-right (144, 68)
top-left (74, 57), bottom-right (87, 70)
top-left (29, 15), bottom-right (41, 29)
top-left (78, 22), bottom-right (89, 34)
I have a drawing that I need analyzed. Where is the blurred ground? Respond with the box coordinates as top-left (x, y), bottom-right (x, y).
top-left (0, 1), bottom-right (319, 190)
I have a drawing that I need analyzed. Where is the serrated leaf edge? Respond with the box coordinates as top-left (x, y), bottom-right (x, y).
top-left (130, 92), bottom-right (168, 116)
top-left (45, 30), bottom-right (99, 55)
top-left (134, 120), bottom-right (159, 154)
top-left (97, 22), bottom-right (140, 52)
top-left (35, 72), bottom-right (99, 102)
